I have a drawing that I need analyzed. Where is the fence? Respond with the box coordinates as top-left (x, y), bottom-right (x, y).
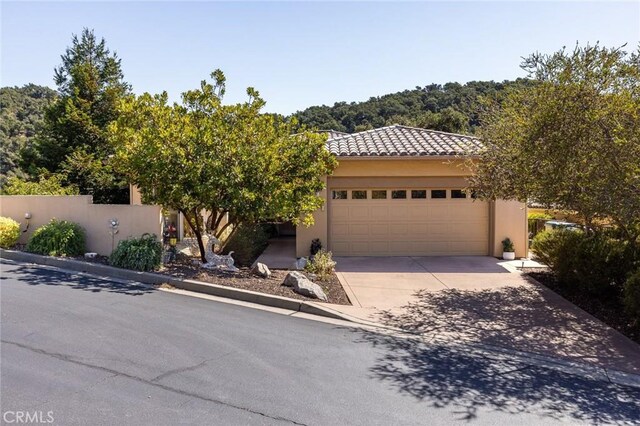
top-left (0, 195), bottom-right (163, 256)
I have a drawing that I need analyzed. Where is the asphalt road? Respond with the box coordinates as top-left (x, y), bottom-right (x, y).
top-left (1, 259), bottom-right (639, 425)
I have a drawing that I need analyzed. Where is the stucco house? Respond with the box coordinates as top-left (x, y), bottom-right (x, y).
top-left (295, 125), bottom-right (527, 258)
top-left (131, 125), bottom-right (528, 259)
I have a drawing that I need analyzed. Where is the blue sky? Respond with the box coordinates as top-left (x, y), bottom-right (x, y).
top-left (2, 1), bottom-right (639, 114)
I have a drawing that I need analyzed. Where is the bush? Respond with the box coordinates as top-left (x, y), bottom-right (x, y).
top-left (528, 212), bottom-right (553, 220)
top-left (222, 224), bottom-right (270, 267)
top-left (109, 233), bottom-right (162, 271)
top-left (501, 238), bottom-right (514, 252)
top-left (305, 249), bottom-right (336, 281)
top-left (623, 270), bottom-right (640, 320)
top-left (0, 217), bottom-right (21, 248)
top-left (532, 229), bottom-right (637, 296)
top-left (26, 219), bottom-right (85, 256)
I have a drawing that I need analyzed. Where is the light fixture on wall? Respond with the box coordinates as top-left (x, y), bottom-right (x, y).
top-left (108, 218), bottom-right (120, 253)
top-left (22, 212), bottom-right (32, 234)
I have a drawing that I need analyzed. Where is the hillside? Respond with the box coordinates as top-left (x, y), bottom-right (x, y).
top-left (290, 79), bottom-right (532, 134)
top-left (0, 84), bottom-right (57, 184)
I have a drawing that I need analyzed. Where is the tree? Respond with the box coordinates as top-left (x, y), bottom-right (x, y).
top-left (109, 70), bottom-right (337, 262)
top-left (2, 174), bottom-right (78, 195)
top-left (468, 44), bottom-right (640, 240)
top-left (0, 84), bottom-right (56, 186)
top-left (20, 28), bottom-right (131, 203)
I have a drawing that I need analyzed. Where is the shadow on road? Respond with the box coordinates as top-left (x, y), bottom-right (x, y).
top-left (7, 263), bottom-right (154, 296)
top-left (352, 329), bottom-right (640, 423)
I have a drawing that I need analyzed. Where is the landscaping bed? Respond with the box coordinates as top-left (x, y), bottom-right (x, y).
top-left (160, 261), bottom-right (350, 305)
top-left (525, 268), bottom-right (640, 344)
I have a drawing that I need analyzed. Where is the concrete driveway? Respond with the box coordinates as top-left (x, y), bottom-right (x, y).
top-left (334, 256), bottom-right (640, 376)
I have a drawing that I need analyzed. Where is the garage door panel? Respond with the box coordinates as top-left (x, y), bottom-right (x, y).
top-left (329, 189), bottom-right (488, 256)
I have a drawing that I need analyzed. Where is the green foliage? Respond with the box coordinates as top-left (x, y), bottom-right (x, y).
top-left (528, 212), bottom-right (553, 220)
top-left (291, 80), bottom-right (533, 134)
top-left (305, 249), bottom-right (336, 281)
top-left (109, 70), bottom-right (337, 262)
top-left (221, 224), bottom-right (270, 267)
top-left (501, 238), bottom-right (514, 252)
top-left (623, 270), bottom-right (640, 319)
top-left (26, 219), bottom-right (85, 257)
top-left (2, 174), bottom-right (78, 195)
top-left (20, 29), bottom-right (130, 204)
top-left (0, 84), bottom-right (56, 186)
top-left (469, 44), bottom-right (640, 241)
top-left (533, 229), bottom-right (637, 296)
top-left (109, 233), bottom-right (162, 271)
top-left (0, 216), bottom-right (21, 248)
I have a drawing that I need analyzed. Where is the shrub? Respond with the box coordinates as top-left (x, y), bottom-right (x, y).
top-left (26, 219), bottom-right (86, 256)
top-left (532, 229), bottom-right (637, 296)
top-left (109, 233), bottom-right (162, 271)
top-left (310, 238), bottom-right (322, 256)
top-left (528, 212), bottom-right (553, 220)
top-left (305, 249), bottom-right (336, 281)
top-left (0, 217), bottom-right (21, 248)
top-left (501, 238), bottom-right (514, 252)
top-left (222, 224), bottom-right (270, 267)
top-left (623, 270), bottom-right (640, 320)
top-left (2, 175), bottom-right (78, 195)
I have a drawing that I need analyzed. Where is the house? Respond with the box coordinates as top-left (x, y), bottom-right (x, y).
top-left (295, 125), bottom-right (528, 258)
top-left (131, 125), bottom-right (528, 259)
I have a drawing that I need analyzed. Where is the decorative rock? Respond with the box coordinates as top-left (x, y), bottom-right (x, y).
top-left (282, 271), bottom-right (328, 302)
top-left (306, 273), bottom-right (318, 282)
top-left (84, 252), bottom-right (98, 259)
top-left (292, 257), bottom-right (308, 270)
top-left (283, 271), bottom-right (306, 287)
top-left (251, 262), bottom-right (271, 278)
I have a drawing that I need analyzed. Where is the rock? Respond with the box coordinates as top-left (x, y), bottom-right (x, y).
top-left (283, 271), bottom-right (328, 302)
top-left (84, 252), bottom-right (98, 259)
top-left (292, 257), bottom-right (308, 270)
top-left (294, 279), bottom-right (328, 302)
top-left (306, 273), bottom-right (317, 282)
top-left (283, 271), bottom-right (306, 287)
top-left (251, 262), bottom-right (271, 278)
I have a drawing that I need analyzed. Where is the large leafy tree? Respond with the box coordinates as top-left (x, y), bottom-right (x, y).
top-left (21, 28), bottom-right (131, 203)
top-left (468, 44), bottom-right (640, 240)
top-left (109, 70), bottom-right (337, 262)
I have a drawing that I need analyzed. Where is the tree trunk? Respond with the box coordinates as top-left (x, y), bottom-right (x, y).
top-left (181, 209), bottom-right (207, 263)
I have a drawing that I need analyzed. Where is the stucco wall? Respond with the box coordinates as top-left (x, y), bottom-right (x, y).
top-left (0, 195), bottom-right (163, 256)
top-left (490, 199), bottom-right (528, 258)
top-left (295, 158), bottom-right (528, 258)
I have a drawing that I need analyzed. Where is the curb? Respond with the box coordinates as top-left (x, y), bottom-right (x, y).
top-left (0, 249), bottom-right (350, 322)
top-left (3, 248), bottom-right (640, 390)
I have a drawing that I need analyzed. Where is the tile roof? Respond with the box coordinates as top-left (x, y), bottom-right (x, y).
top-left (326, 125), bottom-right (483, 157)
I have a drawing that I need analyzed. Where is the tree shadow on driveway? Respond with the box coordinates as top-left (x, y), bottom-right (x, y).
top-left (354, 329), bottom-right (640, 423)
top-left (375, 281), bottom-right (640, 374)
top-left (5, 263), bottom-right (154, 296)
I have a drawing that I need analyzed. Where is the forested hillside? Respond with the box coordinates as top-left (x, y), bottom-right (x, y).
top-left (291, 79), bottom-right (533, 134)
top-left (0, 84), bottom-right (56, 184)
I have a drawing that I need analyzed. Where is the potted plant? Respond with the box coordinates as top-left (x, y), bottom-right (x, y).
top-left (502, 238), bottom-right (515, 260)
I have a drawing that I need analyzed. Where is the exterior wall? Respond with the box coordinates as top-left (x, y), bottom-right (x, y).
top-left (0, 195), bottom-right (163, 256)
top-left (130, 184), bottom-right (143, 205)
top-left (490, 199), bottom-right (528, 258)
top-left (296, 177), bottom-right (328, 257)
top-left (296, 157), bottom-right (528, 258)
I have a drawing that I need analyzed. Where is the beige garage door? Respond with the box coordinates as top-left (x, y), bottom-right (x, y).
top-left (329, 188), bottom-right (489, 256)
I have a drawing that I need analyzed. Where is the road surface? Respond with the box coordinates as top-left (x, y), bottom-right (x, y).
top-left (1, 259), bottom-right (639, 425)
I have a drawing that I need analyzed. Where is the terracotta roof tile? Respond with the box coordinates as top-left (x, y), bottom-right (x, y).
top-left (326, 125), bottom-right (482, 157)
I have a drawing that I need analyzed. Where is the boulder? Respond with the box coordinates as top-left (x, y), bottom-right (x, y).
top-left (292, 257), bottom-right (307, 270)
top-left (283, 271), bottom-right (328, 302)
top-left (283, 271), bottom-right (306, 287)
top-left (251, 262), bottom-right (271, 278)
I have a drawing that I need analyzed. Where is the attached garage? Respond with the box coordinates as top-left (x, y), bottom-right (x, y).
top-left (295, 125), bottom-right (528, 258)
top-left (329, 187), bottom-right (489, 256)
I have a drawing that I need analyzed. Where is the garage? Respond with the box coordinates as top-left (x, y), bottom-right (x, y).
top-left (328, 187), bottom-right (488, 256)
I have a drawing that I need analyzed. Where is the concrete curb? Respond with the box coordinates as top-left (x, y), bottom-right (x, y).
top-left (0, 249), bottom-right (350, 322)
top-left (3, 248), bottom-right (640, 390)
